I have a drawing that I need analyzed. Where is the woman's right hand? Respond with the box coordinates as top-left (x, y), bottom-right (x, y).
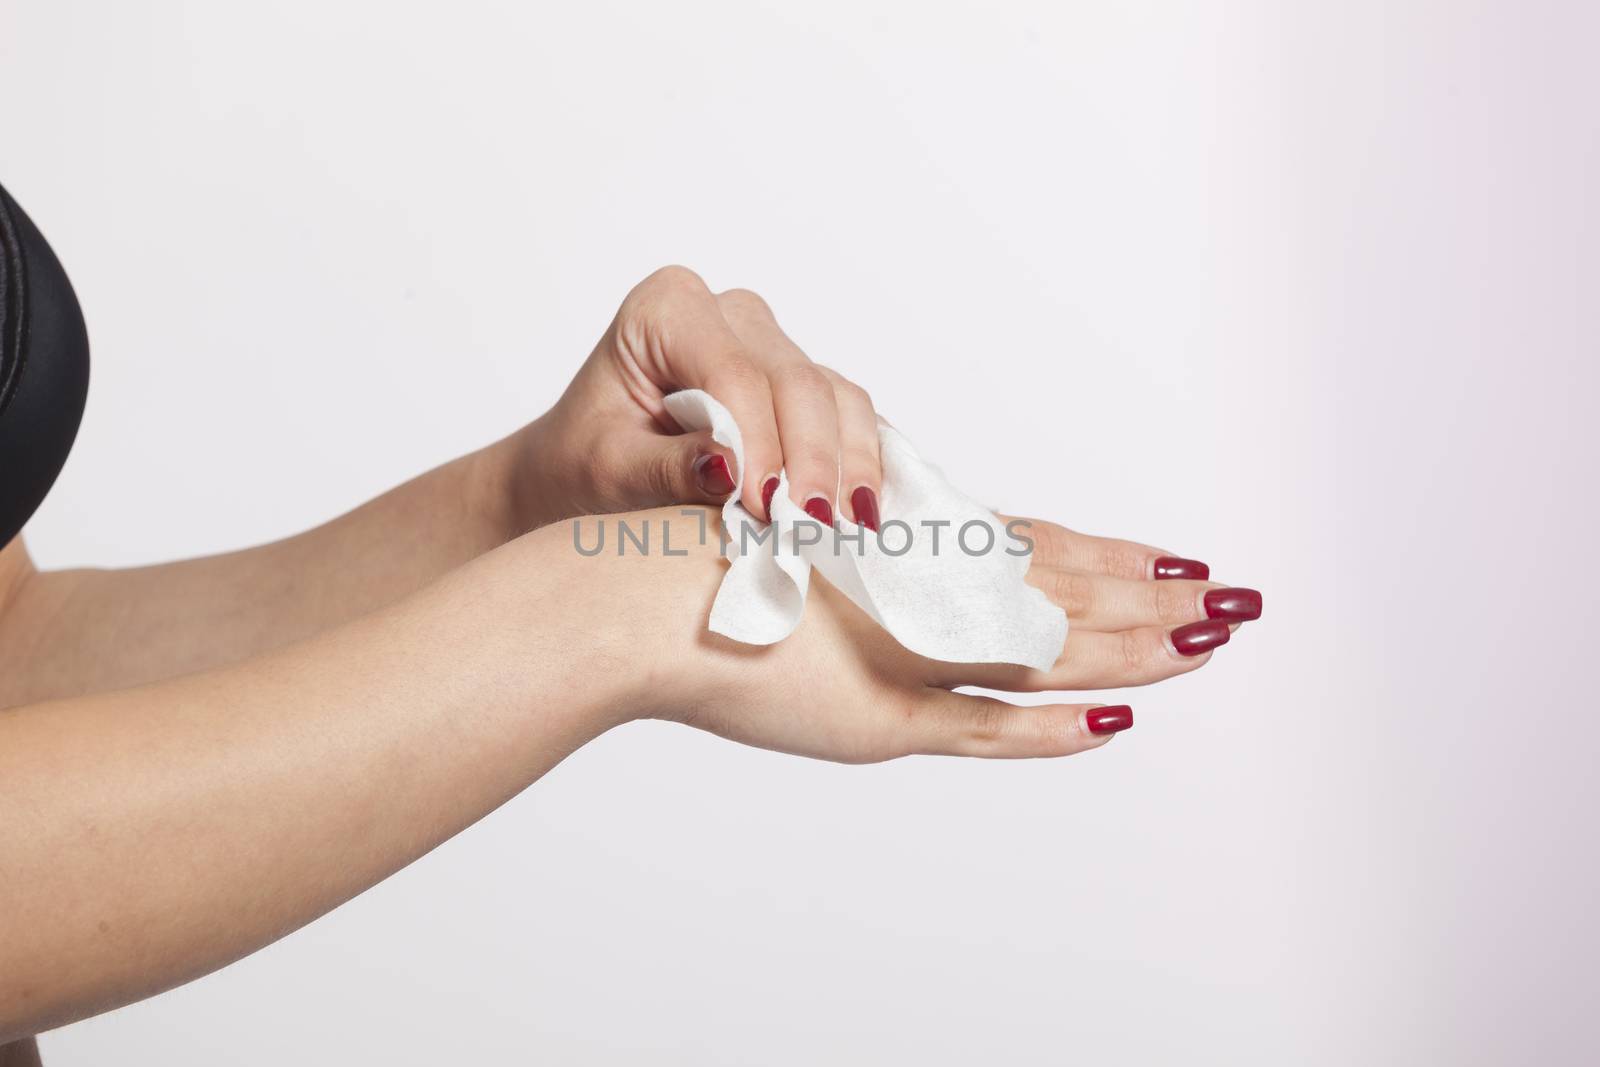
top-left (509, 266), bottom-right (887, 534)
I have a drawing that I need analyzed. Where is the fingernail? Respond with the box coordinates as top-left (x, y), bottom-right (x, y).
top-left (1171, 619), bottom-right (1231, 656)
top-left (803, 496), bottom-right (834, 525)
top-left (1086, 705), bottom-right (1134, 735)
top-left (761, 476), bottom-right (780, 520)
top-left (850, 486), bottom-right (881, 532)
top-left (1154, 556), bottom-right (1210, 581)
top-left (693, 453), bottom-right (736, 498)
top-left (1204, 588), bottom-right (1262, 621)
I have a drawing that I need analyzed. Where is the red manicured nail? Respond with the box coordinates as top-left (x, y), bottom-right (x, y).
top-left (761, 476), bottom-right (780, 520)
top-left (693, 453), bottom-right (736, 498)
top-left (1171, 619), bottom-right (1231, 656)
top-left (1086, 705), bottom-right (1133, 735)
top-left (803, 496), bottom-right (834, 525)
top-left (850, 486), bottom-right (881, 532)
top-left (1204, 588), bottom-right (1262, 621)
top-left (1154, 556), bottom-right (1210, 580)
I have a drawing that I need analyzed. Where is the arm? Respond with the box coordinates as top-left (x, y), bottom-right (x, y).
top-left (0, 439), bottom-right (529, 704)
top-left (0, 266), bottom-right (892, 703)
top-left (0, 502), bottom-right (1246, 1042)
top-left (0, 518), bottom-right (643, 1041)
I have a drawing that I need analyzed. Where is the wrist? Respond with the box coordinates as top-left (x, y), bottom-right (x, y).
top-left (491, 412), bottom-right (587, 539)
top-left (473, 418), bottom-right (557, 542)
top-left (517, 509), bottom-right (729, 730)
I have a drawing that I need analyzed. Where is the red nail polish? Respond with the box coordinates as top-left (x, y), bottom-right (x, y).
top-left (1204, 588), bottom-right (1262, 621)
top-left (693, 453), bottom-right (736, 498)
top-left (761, 476), bottom-right (780, 520)
top-left (850, 486), bottom-right (880, 532)
top-left (1086, 705), bottom-right (1133, 735)
top-left (803, 496), bottom-right (834, 525)
top-left (1171, 619), bottom-right (1230, 656)
top-left (1154, 556), bottom-right (1210, 581)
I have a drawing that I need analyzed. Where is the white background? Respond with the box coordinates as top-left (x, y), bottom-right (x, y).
top-left (4, 1), bottom-right (1596, 1063)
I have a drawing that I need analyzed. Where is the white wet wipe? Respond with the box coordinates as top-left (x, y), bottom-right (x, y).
top-left (662, 390), bottom-right (1066, 671)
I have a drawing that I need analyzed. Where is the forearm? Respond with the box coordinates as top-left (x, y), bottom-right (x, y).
top-left (0, 521), bottom-right (650, 1041)
top-left (0, 431), bottom-right (536, 704)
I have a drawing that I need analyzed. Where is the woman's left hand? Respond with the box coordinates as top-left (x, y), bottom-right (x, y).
top-left (511, 265), bottom-right (886, 532)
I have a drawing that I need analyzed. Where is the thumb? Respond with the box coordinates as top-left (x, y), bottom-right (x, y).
top-left (609, 429), bottom-right (739, 509)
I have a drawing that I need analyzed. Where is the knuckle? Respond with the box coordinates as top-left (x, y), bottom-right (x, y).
top-left (1152, 581), bottom-right (1193, 624)
top-left (1050, 570), bottom-right (1094, 617)
top-left (1029, 521), bottom-right (1067, 562)
top-left (841, 379), bottom-right (873, 409)
top-left (795, 445), bottom-right (840, 479)
top-left (964, 702), bottom-right (1007, 749)
top-left (852, 700), bottom-right (918, 763)
top-left (716, 287), bottom-right (770, 316)
top-left (1099, 543), bottom-right (1148, 580)
top-left (773, 360), bottom-right (832, 400)
top-left (707, 353), bottom-right (767, 397)
top-left (840, 445), bottom-right (881, 481)
top-left (1029, 711), bottom-right (1078, 755)
top-left (1118, 629), bottom-right (1151, 675)
top-left (647, 447), bottom-right (688, 500)
top-left (622, 266), bottom-right (706, 329)
top-left (587, 440), bottom-right (644, 508)
top-left (641, 264), bottom-right (706, 296)
top-left (818, 365), bottom-right (872, 406)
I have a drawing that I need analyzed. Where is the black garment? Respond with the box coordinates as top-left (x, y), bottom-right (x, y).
top-left (0, 183), bottom-right (90, 547)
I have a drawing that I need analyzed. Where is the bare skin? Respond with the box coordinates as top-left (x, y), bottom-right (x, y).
top-left (0, 267), bottom-right (885, 702)
top-left (0, 269), bottom-right (1256, 1046)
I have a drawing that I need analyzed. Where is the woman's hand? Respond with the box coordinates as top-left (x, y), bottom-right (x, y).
top-left (0, 501), bottom-right (1257, 1038)
top-left (571, 507), bottom-right (1261, 763)
top-left (0, 264), bottom-right (1254, 713)
top-left (513, 266), bottom-right (885, 532)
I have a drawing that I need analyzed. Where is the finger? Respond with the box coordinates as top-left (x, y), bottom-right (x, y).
top-left (908, 690), bottom-right (1131, 758)
top-left (999, 515), bottom-right (1205, 581)
top-left (716, 288), bottom-right (839, 522)
top-left (817, 365), bottom-right (883, 531)
top-left (618, 267), bottom-right (782, 516)
top-left (933, 620), bottom-right (1231, 692)
top-left (1025, 568), bottom-right (1263, 632)
top-left (600, 429), bottom-right (737, 508)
